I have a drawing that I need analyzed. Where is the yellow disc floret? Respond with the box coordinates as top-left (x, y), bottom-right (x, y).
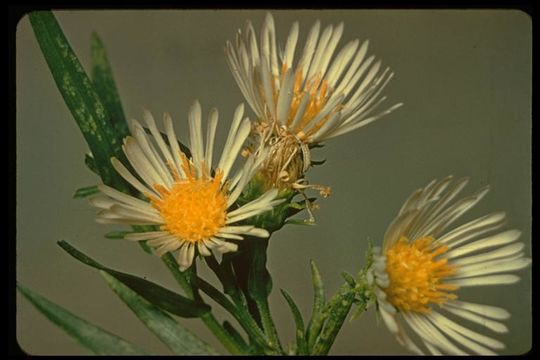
top-left (150, 156), bottom-right (228, 243)
top-left (384, 236), bottom-right (458, 313)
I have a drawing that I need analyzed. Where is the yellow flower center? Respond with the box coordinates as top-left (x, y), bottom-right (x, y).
top-left (271, 64), bottom-right (339, 142)
top-left (150, 156), bottom-right (228, 243)
top-left (384, 236), bottom-right (458, 313)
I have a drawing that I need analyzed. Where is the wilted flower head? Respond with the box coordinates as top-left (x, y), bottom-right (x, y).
top-left (226, 13), bottom-right (401, 191)
top-left (226, 12), bottom-right (402, 145)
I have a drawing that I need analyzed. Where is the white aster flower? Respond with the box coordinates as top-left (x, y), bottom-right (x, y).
top-left (368, 176), bottom-right (531, 355)
top-left (225, 12), bottom-right (402, 144)
top-left (90, 101), bottom-right (283, 271)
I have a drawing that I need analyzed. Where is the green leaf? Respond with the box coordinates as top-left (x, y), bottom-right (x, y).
top-left (222, 321), bottom-right (248, 350)
top-left (90, 32), bottom-right (129, 138)
top-left (17, 283), bottom-right (146, 355)
top-left (100, 272), bottom-right (219, 355)
top-left (310, 158), bottom-right (327, 167)
top-left (306, 259), bottom-right (326, 350)
top-left (280, 289), bottom-right (307, 355)
top-left (104, 230), bottom-right (132, 239)
top-left (285, 197), bottom-right (317, 218)
top-left (57, 240), bottom-right (210, 318)
top-left (73, 185), bottom-right (99, 198)
top-left (280, 289), bottom-right (305, 332)
top-left (28, 11), bottom-right (128, 191)
top-left (84, 153), bottom-right (99, 175)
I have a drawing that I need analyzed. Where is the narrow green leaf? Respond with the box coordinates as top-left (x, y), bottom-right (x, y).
top-left (311, 285), bottom-right (355, 355)
top-left (280, 289), bottom-right (307, 355)
top-left (285, 218), bottom-right (317, 226)
top-left (90, 32), bottom-right (129, 138)
top-left (222, 321), bottom-right (248, 351)
top-left (310, 158), bottom-right (327, 166)
top-left (73, 185), bottom-right (99, 198)
top-left (17, 283), bottom-right (146, 355)
top-left (280, 289), bottom-right (305, 332)
top-left (84, 153), bottom-right (99, 175)
top-left (28, 11), bottom-right (128, 191)
top-left (100, 272), bottom-right (218, 355)
top-left (306, 260), bottom-right (326, 350)
top-left (58, 240), bottom-right (210, 318)
top-left (285, 197), bottom-right (317, 218)
top-left (341, 272), bottom-right (357, 288)
top-left (104, 231), bottom-right (132, 239)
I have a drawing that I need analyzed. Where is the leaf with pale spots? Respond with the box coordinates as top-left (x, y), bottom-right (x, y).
top-left (17, 283), bottom-right (146, 355)
top-left (28, 11), bottom-right (129, 192)
top-left (91, 32), bottom-right (130, 138)
top-left (57, 240), bottom-right (211, 318)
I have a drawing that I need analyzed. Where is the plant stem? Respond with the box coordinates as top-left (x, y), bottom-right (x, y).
top-left (161, 253), bottom-right (245, 355)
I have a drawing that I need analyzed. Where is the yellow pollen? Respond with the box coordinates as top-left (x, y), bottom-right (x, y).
top-left (383, 236), bottom-right (458, 313)
top-left (150, 157), bottom-right (228, 243)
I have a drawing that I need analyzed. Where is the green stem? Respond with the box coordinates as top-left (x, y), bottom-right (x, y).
top-left (161, 253), bottom-right (245, 355)
top-left (195, 277), bottom-right (270, 351)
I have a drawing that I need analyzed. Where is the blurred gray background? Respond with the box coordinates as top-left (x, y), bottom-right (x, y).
top-left (16, 10), bottom-right (531, 355)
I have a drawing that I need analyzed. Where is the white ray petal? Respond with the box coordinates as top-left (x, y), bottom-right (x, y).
top-left (379, 307), bottom-right (398, 334)
top-left (429, 311), bottom-right (505, 350)
top-left (123, 137), bottom-right (165, 187)
top-left (197, 242), bottom-right (212, 257)
top-left (283, 22), bottom-right (299, 67)
top-left (383, 209), bottom-right (420, 250)
top-left (447, 274), bottom-right (520, 287)
top-left (404, 313), bottom-right (465, 355)
top-left (326, 39), bottom-right (360, 88)
top-left (297, 20), bottom-right (321, 82)
top-left (89, 196), bottom-right (115, 210)
top-left (438, 211), bottom-right (507, 247)
top-left (188, 101), bottom-right (204, 173)
top-left (306, 24), bottom-right (334, 80)
top-left (155, 240), bottom-right (182, 257)
top-left (452, 257), bottom-right (531, 278)
top-left (446, 230), bottom-right (521, 258)
top-left (442, 305), bottom-right (508, 333)
top-left (98, 184), bottom-right (153, 210)
top-left (217, 103), bottom-right (244, 175)
top-left (219, 118), bottom-right (252, 180)
top-left (204, 108), bottom-right (219, 172)
top-left (163, 112), bottom-right (186, 177)
top-left (111, 158), bottom-right (160, 198)
top-left (276, 69), bottom-right (295, 125)
top-left (426, 312), bottom-right (497, 355)
top-left (147, 235), bottom-right (180, 247)
top-left (142, 110), bottom-right (177, 173)
top-left (216, 232), bottom-right (244, 240)
top-left (446, 300), bottom-right (510, 320)
top-left (108, 204), bottom-right (163, 223)
top-left (449, 241), bottom-right (524, 265)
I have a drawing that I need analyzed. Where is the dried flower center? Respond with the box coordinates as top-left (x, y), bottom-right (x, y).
top-left (150, 157), bottom-right (228, 243)
top-left (384, 236), bottom-right (458, 313)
